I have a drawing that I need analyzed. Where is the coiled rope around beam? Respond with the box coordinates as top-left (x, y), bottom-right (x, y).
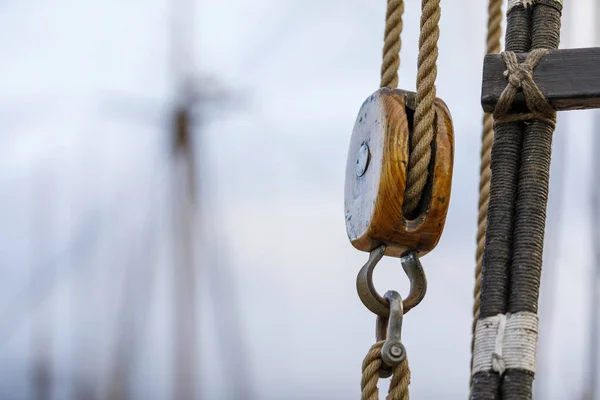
top-left (379, 0), bottom-right (441, 215)
top-left (361, 341), bottom-right (411, 400)
top-left (471, 0), bottom-right (503, 380)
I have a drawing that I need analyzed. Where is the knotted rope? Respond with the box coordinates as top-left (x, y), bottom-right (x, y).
top-left (471, 0), bottom-right (503, 385)
top-left (379, 0), bottom-right (441, 215)
top-left (493, 49), bottom-right (556, 126)
top-left (361, 341), bottom-right (411, 400)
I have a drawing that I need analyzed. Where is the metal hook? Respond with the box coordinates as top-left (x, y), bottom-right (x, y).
top-left (356, 244), bottom-right (427, 317)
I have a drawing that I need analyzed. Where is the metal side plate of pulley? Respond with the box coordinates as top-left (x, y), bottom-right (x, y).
top-left (344, 88), bottom-right (454, 258)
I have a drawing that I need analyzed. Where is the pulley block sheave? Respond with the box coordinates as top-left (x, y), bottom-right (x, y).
top-left (344, 88), bottom-right (454, 258)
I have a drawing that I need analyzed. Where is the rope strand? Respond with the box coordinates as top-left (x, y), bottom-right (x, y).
top-left (361, 341), bottom-right (411, 400)
top-left (403, 0), bottom-right (441, 214)
top-left (380, 0), bottom-right (405, 88)
top-left (379, 0), bottom-right (441, 215)
top-left (388, 362), bottom-right (411, 400)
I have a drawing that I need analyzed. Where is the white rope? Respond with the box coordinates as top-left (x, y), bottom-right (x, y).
top-left (472, 312), bottom-right (539, 376)
top-left (507, 0), bottom-right (562, 12)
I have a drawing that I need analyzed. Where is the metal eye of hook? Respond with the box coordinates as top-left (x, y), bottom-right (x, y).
top-left (356, 244), bottom-right (427, 317)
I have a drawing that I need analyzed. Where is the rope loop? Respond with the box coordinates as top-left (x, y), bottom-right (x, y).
top-left (361, 341), bottom-right (411, 400)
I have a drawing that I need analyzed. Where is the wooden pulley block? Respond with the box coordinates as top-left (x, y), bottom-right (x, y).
top-left (344, 88), bottom-right (454, 258)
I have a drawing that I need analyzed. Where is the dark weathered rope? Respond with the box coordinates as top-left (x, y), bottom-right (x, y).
top-left (503, 3), bottom-right (561, 398)
top-left (505, 3), bottom-right (531, 52)
top-left (472, 1), bottom-right (562, 399)
top-left (471, 0), bottom-right (503, 384)
top-left (471, 122), bottom-right (523, 400)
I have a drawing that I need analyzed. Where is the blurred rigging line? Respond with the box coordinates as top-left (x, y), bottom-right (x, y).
top-left (96, 49), bottom-right (260, 400)
top-left (0, 148), bottom-right (169, 349)
top-left (82, 147), bottom-right (169, 399)
top-left (28, 167), bottom-right (54, 400)
top-left (202, 232), bottom-right (256, 400)
top-left (586, 2), bottom-right (600, 398)
top-left (71, 133), bottom-right (102, 400)
top-left (106, 167), bottom-right (166, 400)
top-left (0, 210), bottom-right (102, 347)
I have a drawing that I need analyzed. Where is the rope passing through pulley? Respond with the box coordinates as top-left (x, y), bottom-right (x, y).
top-left (343, 0), bottom-right (453, 398)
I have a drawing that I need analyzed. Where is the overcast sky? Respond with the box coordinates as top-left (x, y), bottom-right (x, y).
top-left (1, 0), bottom-right (600, 399)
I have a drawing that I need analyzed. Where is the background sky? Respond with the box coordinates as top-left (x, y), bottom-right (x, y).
top-left (1, 0), bottom-right (599, 399)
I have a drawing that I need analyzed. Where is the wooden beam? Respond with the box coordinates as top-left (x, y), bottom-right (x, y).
top-left (481, 47), bottom-right (600, 113)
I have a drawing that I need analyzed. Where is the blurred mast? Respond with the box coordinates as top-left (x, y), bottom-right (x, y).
top-left (171, 0), bottom-right (199, 398)
top-left (169, 1), bottom-right (255, 395)
top-left (171, 103), bottom-right (199, 400)
top-left (587, 1), bottom-right (600, 398)
top-left (98, 1), bottom-right (253, 397)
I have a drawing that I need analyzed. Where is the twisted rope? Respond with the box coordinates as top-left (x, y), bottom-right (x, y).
top-left (380, 0), bottom-right (404, 88)
top-left (379, 0), bottom-right (441, 214)
top-left (471, 0), bottom-right (503, 379)
top-left (361, 341), bottom-right (411, 400)
top-left (403, 0), bottom-right (441, 214)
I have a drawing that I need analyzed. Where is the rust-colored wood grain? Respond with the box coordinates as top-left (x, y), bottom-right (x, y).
top-left (344, 88), bottom-right (454, 258)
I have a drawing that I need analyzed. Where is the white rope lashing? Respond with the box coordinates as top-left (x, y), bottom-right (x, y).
top-left (472, 312), bottom-right (539, 376)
